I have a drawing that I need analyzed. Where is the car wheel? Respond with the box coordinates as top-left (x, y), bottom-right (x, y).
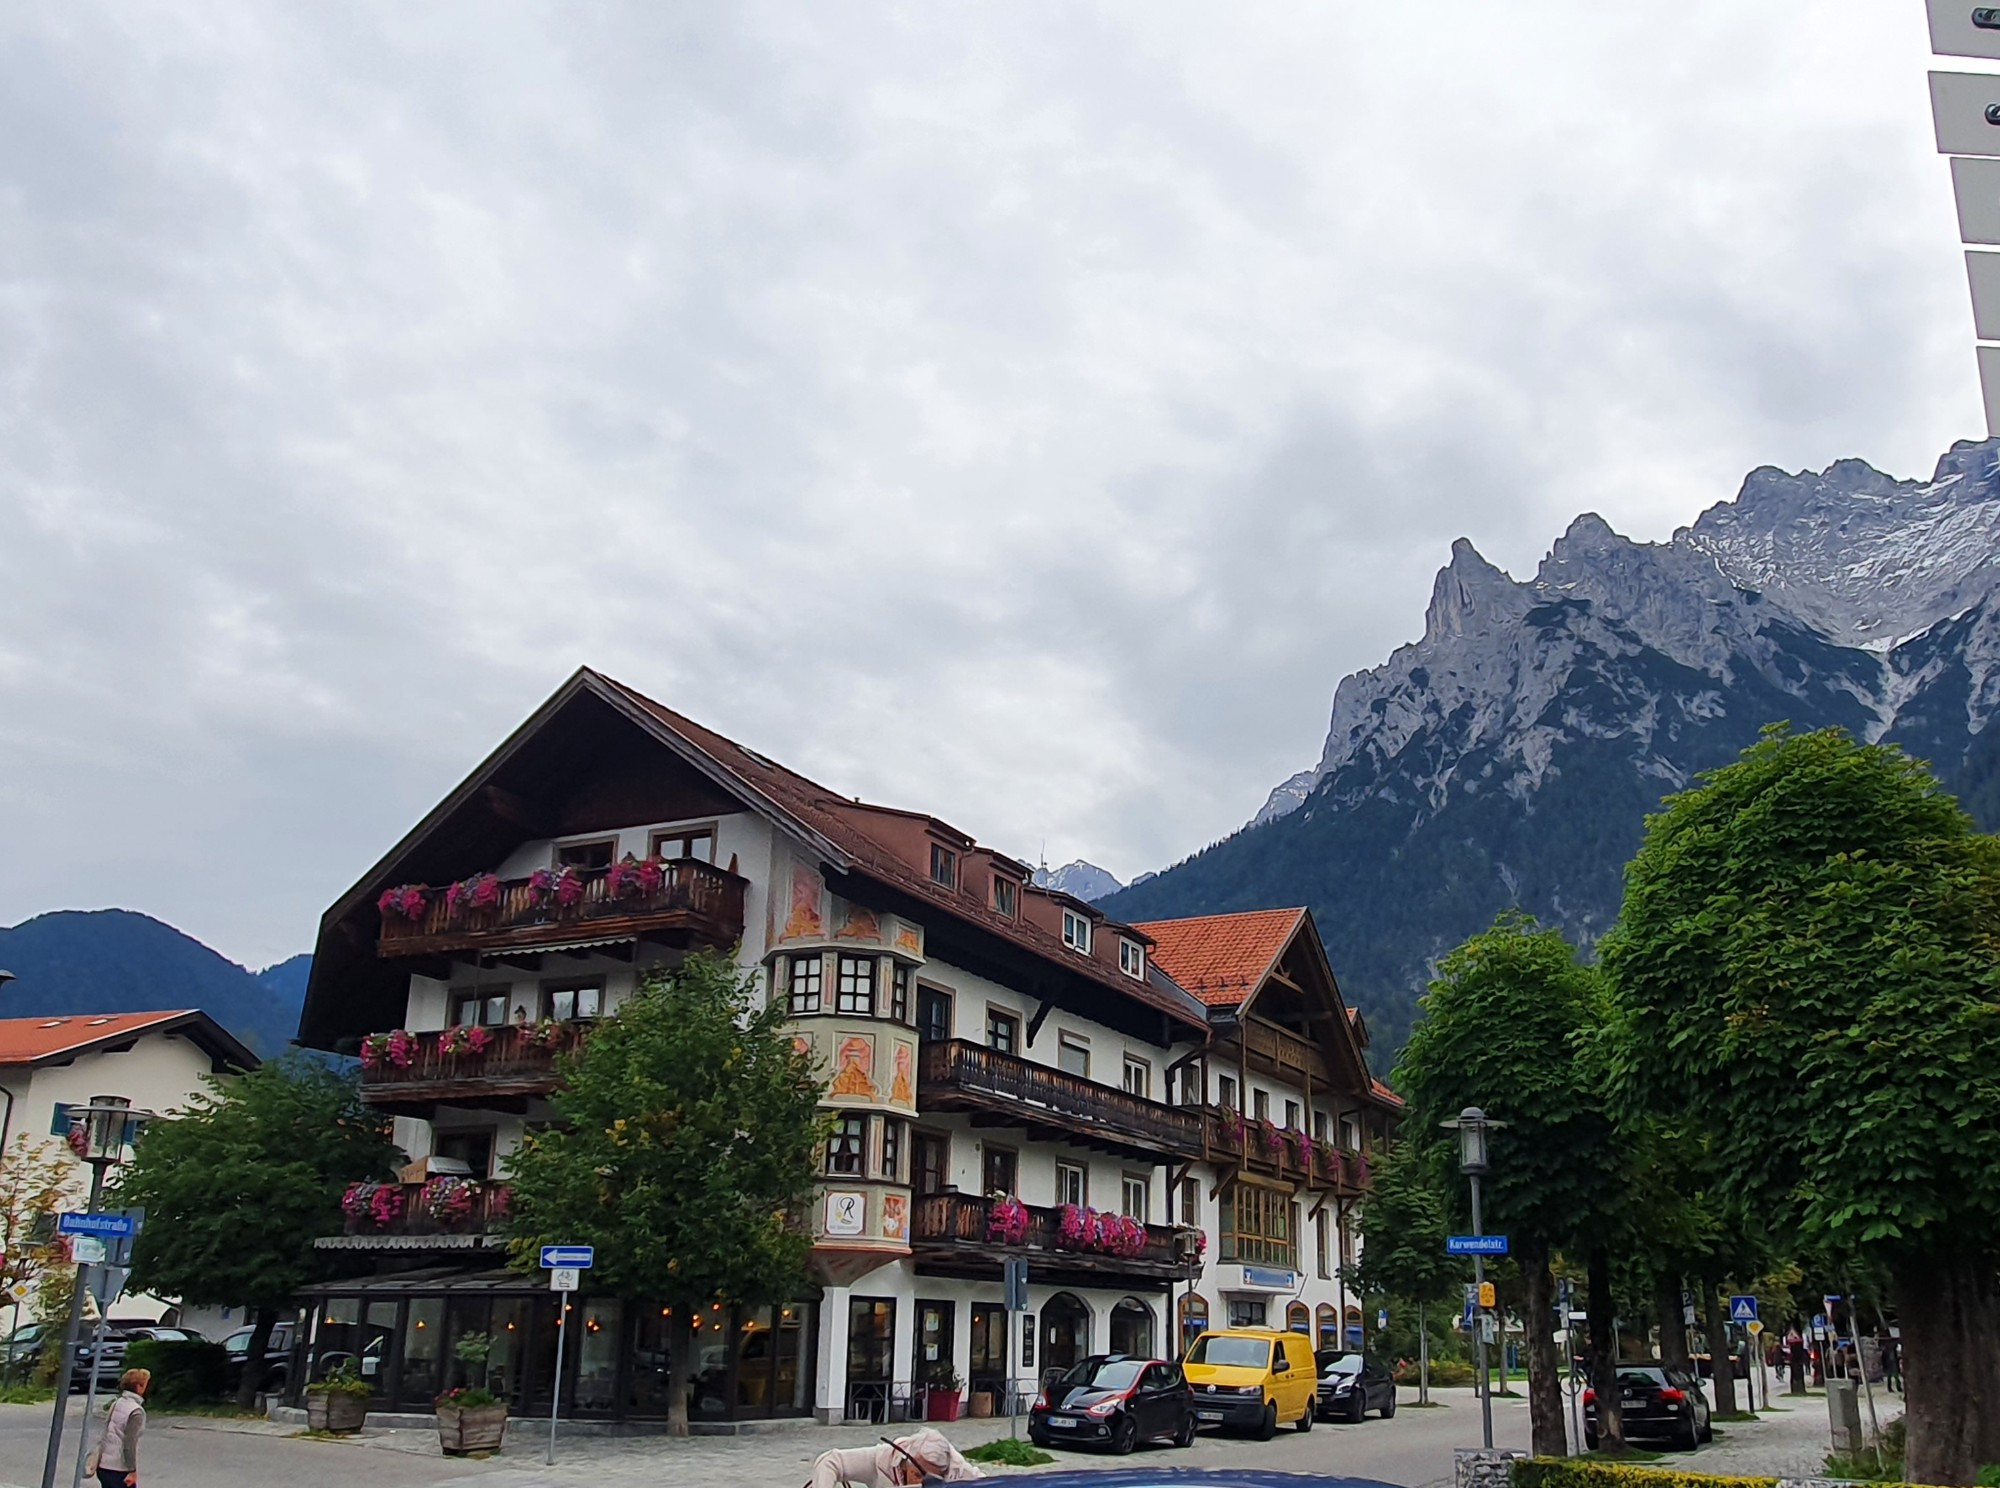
top-left (1255, 1401), bottom-right (1277, 1440)
top-left (1382, 1392), bottom-right (1397, 1419)
top-left (1029, 1428), bottom-right (1051, 1450)
top-left (1110, 1415), bottom-right (1138, 1455)
top-left (1295, 1399), bottom-right (1313, 1432)
top-left (1174, 1413), bottom-right (1196, 1449)
top-left (1585, 1432), bottom-right (1599, 1452)
top-left (1348, 1392), bottom-right (1367, 1425)
top-left (1678, 1414), bottom-right (1701, 1452)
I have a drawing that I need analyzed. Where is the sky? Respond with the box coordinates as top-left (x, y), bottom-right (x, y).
top-left (0, 2), bottom-right (1983, 969)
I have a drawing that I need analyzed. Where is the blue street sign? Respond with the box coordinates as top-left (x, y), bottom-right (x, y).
top-left (540, 1245), bottom-right (595, 1269)
top-left (1447, 1234), bottom-right (1509, 1256)
top-left (58, 1212), bottom-right (136, 1239)
top-left (1729, 1295), bottom-right (1759, 1323)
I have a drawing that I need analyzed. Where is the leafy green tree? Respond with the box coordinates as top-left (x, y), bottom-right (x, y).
top-left (1396, 916), bottom-right (1623, 1456)
top-left (501, 952), bottom-right (827, 1437)
top-left (1601, 726), bottom-right (2000, 1486)
top-left (1346, 1140), bottom-right (1462, 1402)
top-left (113, 1057), bottom-right (402, 1407)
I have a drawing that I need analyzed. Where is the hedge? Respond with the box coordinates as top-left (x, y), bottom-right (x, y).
top-left (1516, 1459), bottom-right (1936, 1488)
top-left (1396, 1359), bottom-right (1476, 1387)
top-left (121, 1338), bottom-right (230, 1408)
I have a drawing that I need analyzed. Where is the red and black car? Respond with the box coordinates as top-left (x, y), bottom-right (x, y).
top-left (1029, 1354), bottom-right (1198, 1453)
top-left (1585, 1365), bottom-right (1712, 1451)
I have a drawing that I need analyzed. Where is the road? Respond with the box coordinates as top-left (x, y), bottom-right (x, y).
top-left (0, 1382), bottom-right (1875, 1488)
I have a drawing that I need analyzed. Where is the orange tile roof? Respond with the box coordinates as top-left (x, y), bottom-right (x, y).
top-left (0, 1010), bottom-right (198, 1065)
top-left (1132, 908), bottom-right (1307, 1008)
top-left (1370, 1078), bottom-right (1405, 1108)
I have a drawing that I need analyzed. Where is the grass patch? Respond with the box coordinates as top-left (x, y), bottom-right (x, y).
top-left (290, 1429), bottom-right (362, 1442)
top-left (0, 1384), bottom-right (54, 1405)
top-left (964, 1438), bottom-right (1056, 1467)
top-left (1709, 1411), bottom-right (1759, 1422)
top-left (1825, 1418), bottom-right (1906, 1482)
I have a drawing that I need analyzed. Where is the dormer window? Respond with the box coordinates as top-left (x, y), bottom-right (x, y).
top-left (554, 838), bottom-right (615, 871)
top-left (1061, 909), bottom-right (1092, 954)
top-left (1118, 938), bottom-right (1145, 980)
top-left (992, 877), bottom-right (1017, 918)
top-left (930, 844), bottom-right (956, 889)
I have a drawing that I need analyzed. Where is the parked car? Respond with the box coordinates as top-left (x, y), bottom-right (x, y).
top-left (72, 1326), bottom-right (139, 1391)
top-left (221, 1320), bottom-right (296, 1394)
top-left (1028, 1355), bottom-right (1197, 1453)
top-left (1585, 1364), bottom-right (1712, 1451)
top-left (1182, 1328), bottom-right (1316, 1439)
top-left (1315, 1350), bottom-right (1397, 1422)
top-left (1, 1322), bottom-right (50, 1379)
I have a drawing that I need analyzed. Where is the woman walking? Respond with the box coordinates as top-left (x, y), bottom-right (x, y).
top-left (92, 1367), bottom-right (148, 1488)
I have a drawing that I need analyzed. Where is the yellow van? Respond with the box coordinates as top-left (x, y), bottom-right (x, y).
top-left (1181, 1328), bottom-right (1317, 1438)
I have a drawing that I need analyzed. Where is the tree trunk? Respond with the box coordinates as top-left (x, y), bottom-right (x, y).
top-left (1702, 1281), bottom-right (1738, 1416)
top-left (235, 1306), bottom-right (276, 1411)
top-left (1587, 1248), bottom-right (1625, 1451)
top-left (667, 1307), bottom-right (694, 1438)
top-left (1654, 1272), bottom-right (1692, 1373)
top-left (1522, 1244), bottom-right (1567, 1456)
top-left (1895, 1249), bottom-right (2000, 1487)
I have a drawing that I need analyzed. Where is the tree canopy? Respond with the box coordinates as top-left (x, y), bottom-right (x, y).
top-left (501, 951), bottom-right (827, 1435)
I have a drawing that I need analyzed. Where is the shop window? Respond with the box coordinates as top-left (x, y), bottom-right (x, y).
top-left (1317, 1304), bottom-right (1340, 1348)
top-left (1286, 1301), bottom-right (1311, 1336)
top-left (1178, 1293), bottom-right (1210, 1349)
top-left (1227, 1297), bottom-right (1267, 1329)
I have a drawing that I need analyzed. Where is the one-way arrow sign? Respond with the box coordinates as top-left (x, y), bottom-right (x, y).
top-left (540, 1245), bottom-right (594, 1269)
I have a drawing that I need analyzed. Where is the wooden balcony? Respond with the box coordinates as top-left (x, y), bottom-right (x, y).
top-left (376, 858), bottom-right (747, 960)
top-left (910, 1193), bottom-right (1193, 1286)
top-left (319, 1180), bottom-right (511, 1252)
top-left (1204, 1108), bottom-right (1370, 1195)
top-left (917, 1040), bottom-right (1205, 1162)
top-left (358, 1026), bottom-right (581, 1112)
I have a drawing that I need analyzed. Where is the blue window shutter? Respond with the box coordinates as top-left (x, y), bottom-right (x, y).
top-left (49, 1102), bottom-right (71, 1137)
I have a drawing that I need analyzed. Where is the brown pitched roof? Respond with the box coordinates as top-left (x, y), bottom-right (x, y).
top-left (1131, 908), bottom-right (1308, 1009)
top-left (593, 673), bottom-right (1210, 1032)
top-left (0, 1010), bottom-right (258, 1071)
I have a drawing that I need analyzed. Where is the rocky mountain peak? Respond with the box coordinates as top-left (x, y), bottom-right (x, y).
top-left (1424, 539), bottom-right (1526, 642)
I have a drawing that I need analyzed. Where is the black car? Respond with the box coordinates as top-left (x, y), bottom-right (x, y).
top-left (1029, 1355), bottom-right (1198, 1453)
top-left (1315, 1351), bottom-right (1397, 1423)
top-left (221, 1320), bottom-right (297, 1394)
top-left (1585, 1365), bottom-right (1711, 1451)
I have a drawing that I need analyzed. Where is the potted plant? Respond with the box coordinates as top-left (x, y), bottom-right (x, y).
top-left (435, 1333), bottom-right (506, 1455)
top-left (924, 1362), bottom-right (963, 1422)
top-left (305, 1359), bottom-right (370, 1434)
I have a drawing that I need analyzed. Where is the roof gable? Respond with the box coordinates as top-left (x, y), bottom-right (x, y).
top-left (0, 1010), bottom-right (258, 1072)
top-left (1136, 908), bottom-right (1306, 1008)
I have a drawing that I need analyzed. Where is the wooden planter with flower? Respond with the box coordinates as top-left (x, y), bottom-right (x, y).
top-left (305, 1362), bottom-right (371, 1434)
top-left (435, 1386), bottom-right (507, 1455)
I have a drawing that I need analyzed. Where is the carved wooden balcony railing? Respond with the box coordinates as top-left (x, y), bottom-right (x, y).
top-left (917, 1039), bottom-right (1205, 1161)
top-left (376, 858), bottom-right (747, 959)
top-left (1204, 1108), bottom-right (1371, 1194)
top-left (910, 1193), bottom-right (1194, 1281)
top-left (358, 1026), bottom-right (583, 1108)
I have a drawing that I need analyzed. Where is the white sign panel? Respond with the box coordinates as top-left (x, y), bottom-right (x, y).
top-left (1930, 72), bottom-right (2000, 157)
top-left (823, 1191), bottom-right (866, 1237)
top-left (549, 1267), bottom-right (580, 1292)
top-left (1950, 157), bottom-right (2000, 243)
top-left (1967, 251), bottom-right (2000, 339)
top-left (1928, 0), bottom-right (2000, 62)
top-left (1977, 345), bottom-right (2000, 436)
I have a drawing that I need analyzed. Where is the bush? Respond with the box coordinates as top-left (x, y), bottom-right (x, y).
top-left (1517, 1462), bottom-right (1777, 1488)
top-left (122, 1338), bottom-right (229, 1408)
top-left (964, 1438), bottom-right (1054, 1466)
top-left (1396, 1358), bottom-right (1476, 1387)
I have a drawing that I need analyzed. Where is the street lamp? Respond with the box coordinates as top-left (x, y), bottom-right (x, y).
top-left (1442, 1106), bottom-right (1505, 1450)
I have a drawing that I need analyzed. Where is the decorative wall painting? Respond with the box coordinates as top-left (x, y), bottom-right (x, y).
top-left (881, 1193), bottom-right (908, 1242)
top-left (835, 903), bottom-right (882, 942)
top-left (829, 1034), bottom-right (877, 1099)
top-left (783, 860), bottom-right (825, 940)
top-left (890, 1043), bottom-right (914, 1106)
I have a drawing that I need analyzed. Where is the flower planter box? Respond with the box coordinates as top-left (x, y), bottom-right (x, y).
top-left (305, 1391), bottom-right (369, 1434)
top-left (926, 1389), bottom-right (962, 1422)
top-left (436, 1400), bottom-right (508, 1455)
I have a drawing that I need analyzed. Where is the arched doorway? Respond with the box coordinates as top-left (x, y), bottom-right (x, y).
top-left (1040, 1293), bottom-right (1090, 1381)
top-left (1316, 1303), bottom-right (1339, 1350)
top-left (1110, 1298), bottom-right (1154, 1358)
top-left (1178, 1294), bottom-right (1209, 1353)
top-left (1286, 1302), bottom-right (1310, 1336)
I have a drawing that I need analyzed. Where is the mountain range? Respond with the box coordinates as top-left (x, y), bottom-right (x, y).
top-left (0, 909), bottom-right (309, 1056)
top-left (1101, 437), bottom-right (2000, 1054)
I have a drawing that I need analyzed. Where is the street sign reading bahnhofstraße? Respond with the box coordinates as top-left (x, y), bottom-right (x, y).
top-left (1447, 1234), bottom-right (1508, 1256)
top-left (58, 1213), bottom-right (136, 1239)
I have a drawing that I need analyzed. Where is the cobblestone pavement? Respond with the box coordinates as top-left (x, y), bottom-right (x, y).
top-left (0, 1383), bottom-right (1898, 1488)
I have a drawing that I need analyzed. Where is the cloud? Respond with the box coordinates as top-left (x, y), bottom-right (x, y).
top-left (0, 0), bottom-right (1976, 964)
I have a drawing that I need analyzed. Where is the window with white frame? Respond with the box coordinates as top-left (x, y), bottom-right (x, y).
top-left (992, 877), bottom-right (1017, 918)
top-left (1285, 1100), bottom-right (1302, 1130)
top-left (1316, 1210), bottom-right (1332, 1279)
top-left (1252, 1089), bottom-right (1270, 1121)
top-left (1056, 1033), bottom-right (1090, 1077)
top-left (1055, 1161), bottom-right (1087, 1208)
top-left (1118, 938), bottom-right (1145, 979)
top-left (786, 954), bottom-right (823, 1015)
top-left (1122, 1056), bottom-right (1150, 1099)
top-left (1341, 1114), bottom-right (1361, 1151)
top-left (1218, 1074), bottom-right (1239, 1111)
top-left (827, 1115), bottom-right (867, 1176)
top-left (1122, 1175), bottom-right (1150, 1221)
top-left (1061, 909), bottom-right (1092, 953)
top-left (1178, 1177), bottom-right (1200, 1229)
top-left (930, 843), bottom-right (956, 889)
top-left (836, 955), bottom-right (876, 1015)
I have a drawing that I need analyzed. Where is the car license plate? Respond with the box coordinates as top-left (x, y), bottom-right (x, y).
top-left (1049, 1416), bottom-right (1079, 1429)
top-left (1198, 1409), bottom-right (1224, 1421)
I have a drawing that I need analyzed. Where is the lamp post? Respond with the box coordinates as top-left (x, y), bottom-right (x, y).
top-left (1443, 1106), bottom-right (1503, 1451)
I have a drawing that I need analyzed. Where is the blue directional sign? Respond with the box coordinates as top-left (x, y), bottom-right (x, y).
top-left (1730, 1295), bottom-right (1759, 1323)
top-left (58, 1212), bottom-right (136, 1239)
top-left (540, 1245), bottom-right (595, 1269)
top-left (1447, 1234), bottom-right (1509, 1256)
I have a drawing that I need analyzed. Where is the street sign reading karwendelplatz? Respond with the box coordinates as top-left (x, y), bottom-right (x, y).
top-left (57, 1213), bottom-right (136, 1239)
top-left (1447, 1234), bottom-right (1509, 1256)
top-left (540, 1245), bottom-right (594, 1269)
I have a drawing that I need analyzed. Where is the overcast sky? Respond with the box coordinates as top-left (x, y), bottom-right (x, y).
top-left (0, 2), bottom-right (1981, 969)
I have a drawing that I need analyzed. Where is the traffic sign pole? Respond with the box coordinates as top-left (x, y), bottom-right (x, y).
top-left (547, 1290), bottom-right (569, 1466)
top-left (1470, 1174), bottom-right (1493, 1451)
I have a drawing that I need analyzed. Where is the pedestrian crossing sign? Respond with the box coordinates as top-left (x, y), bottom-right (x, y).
top-left (1729, 1295), bottom-right (1759, 1323)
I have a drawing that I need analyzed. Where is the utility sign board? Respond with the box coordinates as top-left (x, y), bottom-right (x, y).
top-left (1003, 1258), bottom-right (1029, 1313)
top-left (549, 1268), bottom-right (580, 1292)
top-left (539, 1246), bottom-right (594, 1269)
top-left (1729, 1295), bottom-right (1759, 1323)
top-left (1447, 1234), bottom-right (1508, 1256)
top-left (1928, 0), bottom-right (2000, 62)
top-left (57, 1213), bottom-right (135, 1239)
